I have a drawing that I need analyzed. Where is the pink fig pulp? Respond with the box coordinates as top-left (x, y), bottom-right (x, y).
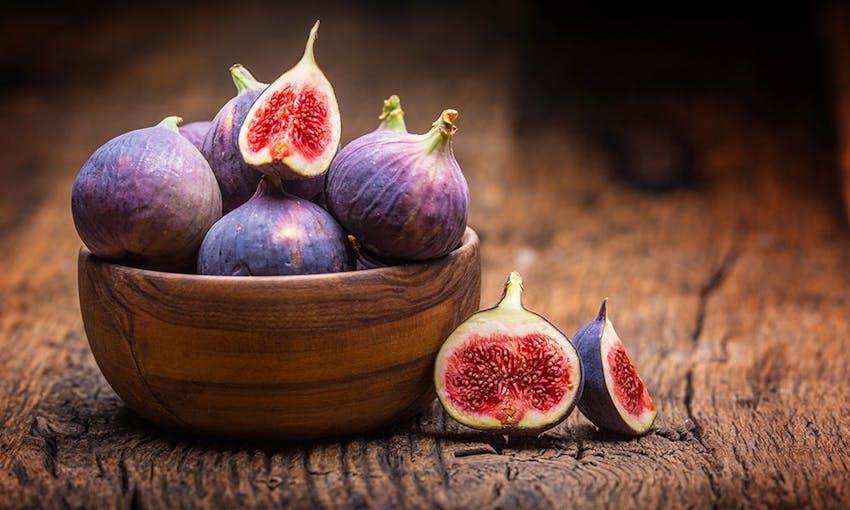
top-left (238, 21), bottom-right (341, 180)
top-left (434, 272), bottom-right (583, 434)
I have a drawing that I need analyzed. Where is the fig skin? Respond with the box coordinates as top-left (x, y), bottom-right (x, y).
top-left (573, 300), bottom-right (657, 436)
top-left (179, 120), bottom-right (211, 151)
top-left (197, 176), bottom-right (354, 276)
top-left (71, 116), bottom-right (222, 272)
top-left (434, 272), bottom-right (584, 434)
top-left (326, 107), bottom-right (469, 261)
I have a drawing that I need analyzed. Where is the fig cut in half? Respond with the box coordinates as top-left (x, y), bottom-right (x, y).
top-left (573, 300), bottom-right (657, 436)
top-left (434, 272), bottom-right (583, 434)
top-left (238, 21), bottom-right (341, 180)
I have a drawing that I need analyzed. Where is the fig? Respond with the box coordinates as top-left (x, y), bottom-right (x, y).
top-left (197, 176), bottom-right (354, 276)
top-left (434, 272), bottom-right (583, 434)
top-left (326, 107), bottom-right (469, 261)
top-left (201, 64), bottom-right (266, 214)
top-left (573, 300), bottom-right (657, 436)
top-left (179, 120), bottom-right (211, 151)
top-left (238, 21), bottom-right (341, 180)
top-left (347, 234), bottom-right (400, 270)
top-left (71, 116), bottom-right (222, 271)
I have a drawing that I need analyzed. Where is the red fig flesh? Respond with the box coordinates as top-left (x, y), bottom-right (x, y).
top-left (238, 21), bottom-right (340, 180)
top-left (435, 273), bottom-right (583, 433)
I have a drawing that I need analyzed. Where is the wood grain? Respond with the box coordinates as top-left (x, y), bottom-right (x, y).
top-left (77, 229), bottom-right (480, 439)
top-left (1, 2), bottom-right (849, 508)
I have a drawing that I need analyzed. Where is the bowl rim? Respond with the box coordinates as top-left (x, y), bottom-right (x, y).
top-left (78, 226), bottom-right (480, 284)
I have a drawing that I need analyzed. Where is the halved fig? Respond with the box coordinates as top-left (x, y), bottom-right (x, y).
top-left (238, 21), bottom-right (341, 180)
top-left (434, 272), bottom-right (583, 434)
top-left (573, 300), bottom-right (657, 436)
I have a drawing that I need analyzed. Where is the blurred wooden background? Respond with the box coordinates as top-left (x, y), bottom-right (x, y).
top-left (1, 1), bottom-right (849, 507)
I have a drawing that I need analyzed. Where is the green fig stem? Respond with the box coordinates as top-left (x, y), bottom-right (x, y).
top-left (302, 20), bottom-right (320, 66)
top-left (260, 174), bottom-right (282, 194)
top-left (378, 95), bottom-right (406, 132)
top-left (497, 271), bottom-right (524, 310)
top-left (158, 116), bottom-right (183, 133)
top-left (420, 109), bottom-right (458, 153)
top-left (230, 64), bottom-right (266, 94)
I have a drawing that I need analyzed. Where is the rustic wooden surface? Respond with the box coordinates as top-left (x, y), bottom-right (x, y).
top-left (2, 2), bottom-right (849, 508)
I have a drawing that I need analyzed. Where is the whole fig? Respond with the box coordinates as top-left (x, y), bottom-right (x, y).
top-left (197, 176), bottom-right (354, 276)
top-left (71, 116), bottom-right (222, 271)
top-left (326, 106), bottom-right (468, 261)
top-left (202, 65), bottom-right (266, 214)
top-left (179, 120), bottom-right (211, 151)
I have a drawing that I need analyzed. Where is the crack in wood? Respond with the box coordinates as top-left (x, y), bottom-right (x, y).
top-left (31, 416), bottom-right (58, 479)
top-left (684, 370), bottom-right (721, 504)
top-left (453, 445), bottom-right (498, 458)
top-left (692, 248), bottom-right (739, 344)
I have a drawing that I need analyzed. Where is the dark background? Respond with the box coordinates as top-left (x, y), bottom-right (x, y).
top-left (0, 0), bottom-right (843, 226)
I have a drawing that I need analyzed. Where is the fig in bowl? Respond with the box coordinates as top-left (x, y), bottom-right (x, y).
top-left (77, 228), bottom-right (480, 439)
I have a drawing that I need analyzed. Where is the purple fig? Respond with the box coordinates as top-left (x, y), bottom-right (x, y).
top-left (346, 234), bottom-right (402, 270)
top-left (201, 64), bottom-right (266, 214)
top-left (71, 116), bottom-right (222, 271)
top-left (179, 120), bottom-right (211, 151)
top-left (573, 300), bottom-right (657, 436)
top-left (197, 176), bottom-right (354, 276)
top-left (326, 102), bottom-right (469, 261)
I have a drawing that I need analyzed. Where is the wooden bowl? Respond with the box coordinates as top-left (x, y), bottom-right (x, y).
top-left (77, 228), bottom-right (480, 440)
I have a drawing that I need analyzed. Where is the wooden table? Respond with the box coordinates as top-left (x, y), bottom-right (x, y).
top-left (2, 3), bottom-right (848, 508)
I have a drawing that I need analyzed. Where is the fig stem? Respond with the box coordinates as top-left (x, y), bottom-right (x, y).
top-left (230, 64), bottom-right (266, 94)
top-left (378, 95), bottom-right (406, 132)
top-left (302, 20), bottom-right (320, 66)
top-left (497, 271), bottom-right (524, 310)
top-left (420, 109), bottom-right (458, 153)
top-left (157, 116), bottom-right (183, 133)
top-left (597, 298), bottom-right (609, 322)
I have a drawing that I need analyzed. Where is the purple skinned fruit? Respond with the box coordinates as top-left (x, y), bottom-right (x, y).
top-left (197, 176), bottom-right (354, 276)
top-left (326, 98), bottom-right (468, 261)
top-left (573, 300), bottom-right (657, 436)
top-left (346, 234), bottom-right (401, 270)
top-left (201, 65), bottom-right (265, 214)
top-left (202, 65), bottom-right (325, 214)
top-left (71, 116), bottom-right (222, 271)
top-left (179, 120), bottom-right (211, 151)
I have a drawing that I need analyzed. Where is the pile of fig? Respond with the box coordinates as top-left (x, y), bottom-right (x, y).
top-left (71, 21), bottom-right (468, 276)
top-left (71, 21), bottom-right (658, 439)
top-left (435, 273), bottom-right (657, 437)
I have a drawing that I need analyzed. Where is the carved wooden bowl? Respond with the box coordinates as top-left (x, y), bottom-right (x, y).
top-left (77, 228), bottom-right (480, 440)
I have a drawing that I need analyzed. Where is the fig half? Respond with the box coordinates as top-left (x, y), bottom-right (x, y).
top-left (434, 272), bottom-right (583, 434)
top-left (238, 21), bottom-right (341, 180)
top-left (573, 300), bottom-right (657, 436)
